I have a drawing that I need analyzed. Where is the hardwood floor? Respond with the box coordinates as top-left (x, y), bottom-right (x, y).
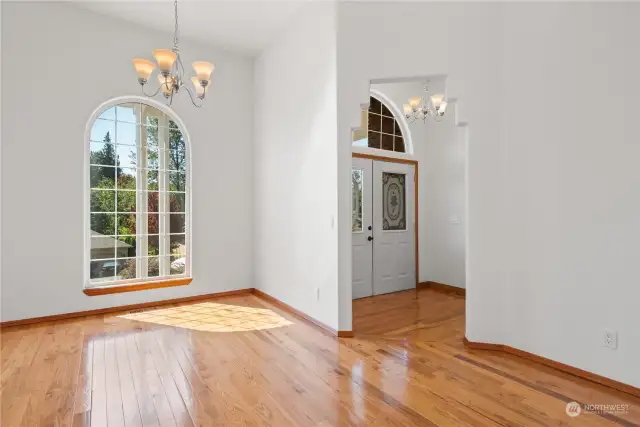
top-left (2, 288), bottom-right (639, 426)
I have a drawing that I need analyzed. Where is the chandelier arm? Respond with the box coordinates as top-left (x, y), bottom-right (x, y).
top-left (141, 83), bottom-right (162, 98)
top-left (184, 85), bottom-right (204, 108)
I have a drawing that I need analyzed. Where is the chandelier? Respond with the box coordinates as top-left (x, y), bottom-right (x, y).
top-left (131, 0), bottom-right (214, 107)
top-left (403, 83), bottom-right (447, 123)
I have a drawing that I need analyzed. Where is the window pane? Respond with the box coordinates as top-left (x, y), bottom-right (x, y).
top-left (381, 102), bottom-right (393, 117)
top-left (146, 145), bottom-right (159, 170)
top-left (381, 133), bottom-right (394, 151)
top-left (147, 256), bottom-right (160, 277)
top-left (368, 131), bottom-right (381, 149)
top-left (116, 190), bottom-right (136, 213)
top-left (382, 172), bottom-right (406, 231)
top-left (395, 136), bottom-right (405, 153)
top-left (117, 144), bottom-right (137, 169)
top-left (118, 168), bottom-right (137, 190)
top-left (116, 122), bottom-right (138, 146)
top-left (368, 113), bottom-right (381, 132)
top-left (168, 130), bottom-right (185, 151)
top-left (116, 103), bottom-right (138, 124)
top-left (170, 255), bottom-right (186, 275)
top-left (147, 170), bottom-right (159, 191)
top-left (167, 149), bottom-right (186, 171)
top-left (169, 193), bottom-right (185, 212)
top-left (143, 125), bottom-right (159, 148)
top-left (117, 213), bottom-right (136, 235)
top-left (169, 172), bottom-right (186, 192)
top-left (91, 213), bottom-right (115, 235)
top-left (90, 236), bottom-right (115, 260)
top-left (116, 258), bottom-right (136, 280)
top-left (90, 259), bottom-right (115, 281)
top-left (352, 168), bottom-right (363, 232)
top-left (381, 116), bottom-right (394, 134)
top-left (148, 235), bottom-right (160, 255)
top-left (170, 234), bottom-right (186, 256)
top-left (90, 190), bottom-right (115, 213)
top-left (170, 214), bottom-right (185, 234)
top-left (90, 166), bottom-right (116, 189)
top-left (147, 192), bottom-right (159, 212)
top-left (99, 107), bottom-right (116, 121)
top-left (369, 97), bottom-right (381, 114)
top-left (91, 119), bottom-right (115, 143)
top-left (117, 236), bottom-right (136, 258)
top-left (148, 214), bottom-right (159, 234)
top-left (90, 142), bottom-right (116, 166)
top-left (394, 120), bottom-right (402, 137)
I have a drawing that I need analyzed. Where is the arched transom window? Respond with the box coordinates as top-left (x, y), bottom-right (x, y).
top-left (352, 96), bottom-right (405, 153)
top-left (86, 100), bottom-right (190, 289)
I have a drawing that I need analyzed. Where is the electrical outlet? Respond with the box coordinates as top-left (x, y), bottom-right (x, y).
top-left (603, 329), bottom-right (618, 349)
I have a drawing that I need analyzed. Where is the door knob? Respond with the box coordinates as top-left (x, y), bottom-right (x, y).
top-left (368, 236), bottom-right (374, 241)
top-left (368, 226), bottom-right (372, 230)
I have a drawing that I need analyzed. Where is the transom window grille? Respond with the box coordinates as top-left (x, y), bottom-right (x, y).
top-left (87, 101), bottom-right (190, 287)
top-left (352, 96), bottom-right (405, 153)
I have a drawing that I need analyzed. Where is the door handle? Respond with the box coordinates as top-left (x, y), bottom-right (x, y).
top-left (368, 236), bottom-right (374, 241)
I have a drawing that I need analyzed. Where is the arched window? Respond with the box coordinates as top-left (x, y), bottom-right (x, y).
top-left (352, 96), bottom-right (406, 153)
top-left (86, 99), bottom-right (190, 289)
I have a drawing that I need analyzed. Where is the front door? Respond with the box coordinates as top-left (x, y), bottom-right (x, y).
top-left (352, 157), bottom-right (416, 299)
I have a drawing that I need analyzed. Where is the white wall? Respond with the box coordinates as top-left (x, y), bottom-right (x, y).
top-left (338, 2), bottom-right (640, 387)
top-left (1, 2), bottom-right (254, 321)
top-left (253, 3), bottom-right (339, 330)
top-left (356, 81), bottom-right (466, 289)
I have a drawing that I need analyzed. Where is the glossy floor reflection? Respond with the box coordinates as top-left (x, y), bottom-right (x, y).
top-left (2, 289), bottom-right (640, 427)
top-left (118, 301), bottom-right (293, 332)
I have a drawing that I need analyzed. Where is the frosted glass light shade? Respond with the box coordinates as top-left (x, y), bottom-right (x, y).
top-left (132, 58), bottom-right (155, 81)
top-left (158, 75), bottom-right (174, 96)
top-left (403, 104), bottom-right (412, 115)
top-left (438, 101), bottom-right (448, 115)
top-left (430, 94), bottom-right (445, 109)
top-left (408, 97), bottom-right (421, 110)
top-left (192, 61), bottom-right (215, 81)
top-left (191, 77), bottom-right (206, 97)
top-left (152, 49), bottom-right (177, 72)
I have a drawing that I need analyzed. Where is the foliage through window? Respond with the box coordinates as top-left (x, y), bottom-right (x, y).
top-left (352, 97), bottom-right (405, 153)
top-left (88, 101), bottom-right (189, 286)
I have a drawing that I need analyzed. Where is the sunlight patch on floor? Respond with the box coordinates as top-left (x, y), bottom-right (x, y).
top-left (118, 301), bottom-right (293, 332)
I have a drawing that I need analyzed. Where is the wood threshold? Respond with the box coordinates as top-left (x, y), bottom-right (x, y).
top-left (418, 281), bottom-right (466, 297)
top-left (463, 337), bottom-right (640, 398)
top-left (0, 288), bottom-right (252, 328)
top-left (251, 289), bottom-right (340, 337)
top-left (83, 278), bottom-right (193, 296)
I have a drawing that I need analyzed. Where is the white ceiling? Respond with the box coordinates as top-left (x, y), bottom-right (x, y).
top-left (75, 0), bottom-right (307, 55)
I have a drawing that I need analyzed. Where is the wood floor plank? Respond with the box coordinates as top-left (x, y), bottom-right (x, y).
top-left (2, 290), bottom-right (639, 427)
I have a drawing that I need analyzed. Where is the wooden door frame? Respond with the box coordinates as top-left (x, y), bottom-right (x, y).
top-left (352, 152), bottom-right (420, 288)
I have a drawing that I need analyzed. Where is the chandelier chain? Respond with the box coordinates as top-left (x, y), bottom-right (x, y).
top-left (173, 0), bottom-right (180, 53)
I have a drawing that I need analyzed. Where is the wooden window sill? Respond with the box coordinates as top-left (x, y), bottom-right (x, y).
top-left (83, 278), bottom-right (193, 296)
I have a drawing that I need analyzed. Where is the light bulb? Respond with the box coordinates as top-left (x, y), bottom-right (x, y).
top-left (408, 97), bottom-right (421, 110)
top-left (192, 61), bottom-right (215, 82)
top-left (132, 58), bottom-right (155, 82)
top-left (191, 77), bottom-right (206, 97)
top-left (430, 94), bottom-right (445, 109)
top-left (158, 75), bottom-right (174, 97)
top-left (437, 101), bottom-right (447, 115)
top-left (152, 49), bottom-right (177, 73)
top-left (403, 104), bottom-right (412, 115)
